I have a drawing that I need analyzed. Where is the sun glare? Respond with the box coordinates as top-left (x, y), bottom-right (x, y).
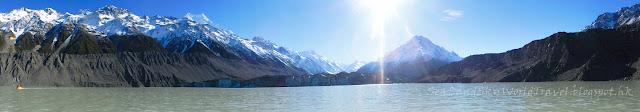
top-left (357, 0), bottom-right (400, 40)
top-left (356, 0), bottom-right (404, 84)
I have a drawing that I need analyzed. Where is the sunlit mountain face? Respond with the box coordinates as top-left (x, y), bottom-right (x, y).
top-left (0, 5), bottom-right (351, 75)
top-left (3, 1), bottom-right (640, 86)
top-left (2, 1), bottom-right (640, 111)
top-left (583, 3), bottom-right (640, 30)
top-left (356, 36), bottom-right (460, 82)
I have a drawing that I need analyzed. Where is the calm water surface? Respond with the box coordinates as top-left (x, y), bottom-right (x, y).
top-left (1, 81), bottom-right (639, 111)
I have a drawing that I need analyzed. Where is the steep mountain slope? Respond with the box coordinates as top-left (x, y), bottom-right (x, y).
top-left (0, 52), bottom-right (308, 87)
top-left (0, 8), bottom-right (61, 38)
top-left (0, 6), bottom-right (315, 87)
top-left (250, 37), bottom-right (344, 74)
top-left (357, 36), bottom-right (461, 82)
top-left (421, 23), bottom-right (640, 83)
top-left (290, 50), bottom-right (344, 74)
top-left (107, 34), bottom-right (167, 53)
top-left (342, 60), bottom-right (367, 73)
top-left (584, 3), bottom-right (640, 30)
top-left (0, 5), bottom-right (345, 75)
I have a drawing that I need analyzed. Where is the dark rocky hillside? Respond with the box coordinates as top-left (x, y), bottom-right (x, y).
top-left (14, 32), bottom-right (45, 52)
top-left (6, 23), bottom-right (166, 55)
top-left (59, 28), bottom-right (115, 54)
top-left (0, 52), bottom-right (308, 87)
top-left (357, 58), bottom-right (451, 83)
top-left (0, 32), bottom-right (15, 50)
top-left (0, 23), bottom-right (312, 87)
top-left (420, 23), bottom-right (640, 83)
top-left (108, 34), bottom-right (167, 53)
top-left (37, 23), bottom-right (75, 53)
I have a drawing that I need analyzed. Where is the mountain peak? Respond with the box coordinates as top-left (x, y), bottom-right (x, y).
top-left (252, 36), bottom-right (266, 42)
top-left (184, 13), bottom-right (205, 18)
top-left (13, 7), bottom-right (28, 11)
top-left (7, 7), bottom-right (58, 15)
top-left (409, 35), bottom-right (434, 45)
top-left (9, 7), bottom-right (31, 14)
top-left (252, 36), bottom-right (275, 45)
top-left (583, 3), bottom-right (640, 31)
top-left (301, 50), bottom-right (319, 55)
top-left (101, 5), bottom-right (118, 10)
top-left (96, 5), bottom-right (131, 15)
top-left (342, 60), bottom-right (368, 73)
top-left (44, 8), bottom-right (57, 14)
top-left (184, 13), bottom-right (212, 24)
top-left (384, 35), bottom-right (460, 63)
top-left (77, 9), bottom-right (91, 15)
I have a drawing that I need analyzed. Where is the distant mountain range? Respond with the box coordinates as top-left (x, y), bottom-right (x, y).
top-left (341, 60), bottom-right (367, 73)
top-left (583, 3), bottom-right (640, 30)
top-left (0, 5), bottom-right (348, 75)
top-left (4, 2), bottom-right (639, 87)
top-left (357, 36), bottom-right (461, 82)
top-left (421, 3), bottom-right (640, 83)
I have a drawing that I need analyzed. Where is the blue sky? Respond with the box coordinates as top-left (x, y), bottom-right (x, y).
top-left (2, 0), bottom-right (639, 63)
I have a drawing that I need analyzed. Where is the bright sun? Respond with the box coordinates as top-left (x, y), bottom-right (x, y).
top-left (357, 0), bottom-right (400, 40)
top-left (356, 0), bottom-right (404, 84)
top-left (358, 0), bottom-right (398, 17)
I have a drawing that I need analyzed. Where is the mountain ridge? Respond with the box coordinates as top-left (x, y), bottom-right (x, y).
top-left (357, 35), bottom-right (461, 82)
top-left (422, 23), bottom-right (640, 83)
top-left (0, 5), bottom-right (345, 75)
top-left (0, 52), bottom-right (308, 87)
top-left (583, 3), bottom-right (640, 30)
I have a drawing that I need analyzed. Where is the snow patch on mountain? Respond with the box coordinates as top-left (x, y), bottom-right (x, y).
top-left (583, 3), bottom-right (640, 30)
top-left (185, 13), bottom-right (212, 25)
top-left (384, 36), bottom-right (461, 65)
top-left (342, 60), bottom-right (367, 73)
top-left (0, 7), bottom-right (63, 38)
top-left (291, 50), bottom-right (344, 74)
top-left (0, 5), bottom-right (349, 75)
top-left (249, 37), bottom-right (345, 74)
top-left (356, 35), bottom-right (461, 74)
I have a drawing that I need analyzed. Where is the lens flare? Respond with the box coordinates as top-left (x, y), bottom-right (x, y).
top-left (357, 0), bottom-right (405, 84)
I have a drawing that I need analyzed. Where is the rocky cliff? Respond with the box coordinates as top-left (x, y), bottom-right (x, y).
top-left (0, 52), bottom-right (307, 87)
top-left (420, 23), bottom-right (640, 83)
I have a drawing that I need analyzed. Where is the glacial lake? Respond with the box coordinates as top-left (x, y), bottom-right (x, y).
top-left (1, 81), bottom-right (639, 111)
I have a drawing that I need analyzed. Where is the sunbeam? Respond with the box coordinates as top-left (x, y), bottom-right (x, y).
top-left (356, 0), bottom-right (406, 83)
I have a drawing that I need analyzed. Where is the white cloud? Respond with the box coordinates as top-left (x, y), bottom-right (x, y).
top-left (441, 9), bottom-right (464, 21)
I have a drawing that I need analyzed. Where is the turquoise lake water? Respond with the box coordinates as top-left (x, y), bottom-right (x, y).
top-left (1, 81), bottom-right (638, 111)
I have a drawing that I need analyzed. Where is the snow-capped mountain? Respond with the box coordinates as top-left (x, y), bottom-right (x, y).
top-left (341, 60), bottom-right (367, 73)
top-left (184, 13), bottom-right (231, 33)
top-left (291, 50), bottom-right (344, 74)
top-left (357, 36), bottom-right (461, 81)
top-left (1, 5), bottom-right (240, 55)
top-left (384, 36), bottom-right (461, 64)
top-left (0, 5), bottom-right (346, 75)
top-left (0, 7), bottom-right (62, 38)
top-left (250, 37), bottom-right (344, 74)
top-left (184, 13), bottom-right (212, 25)
top-left (583, 3), bottom-right (640, 30)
